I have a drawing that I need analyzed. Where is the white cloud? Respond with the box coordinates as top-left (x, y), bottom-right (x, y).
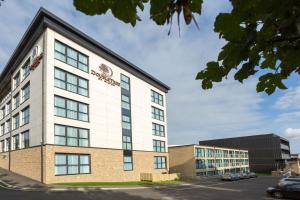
top-left (285, 128), bottom-right (300, 139)
top-left (276, 86), bottom-right (300, 109)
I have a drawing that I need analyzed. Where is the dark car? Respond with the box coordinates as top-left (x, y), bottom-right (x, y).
top-left (279, 177), bottom-right (300, 187)
top-left (267, 183), bottom-right (300, 199)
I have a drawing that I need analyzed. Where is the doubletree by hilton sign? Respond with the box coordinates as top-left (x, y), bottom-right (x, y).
top-left (91, 64), bottom-right (120, 87)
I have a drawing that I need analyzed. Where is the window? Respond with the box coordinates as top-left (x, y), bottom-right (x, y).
top-left (12, 135), bottom-right (19, 150)
top-left (152, 123), bottom-right (165, 137)
top-left (195, 148), bottom-right (205, 157)
top-left (153, 140), bottom-right (166, 152)
top-left (22, 59), bottom-right (30, 80)
top-left (0, 124), bottom-right (4, 136)
top-left (5, 120), bottom-right (11, 133)
top-left (54, 96), bottom-right (89, 122)
top-left (122, 115), bottom-right (131, 130)
top-left (22, 83), bottom-right (30, 102)
top-left (207, 160), bottom-right (215, 168)
top-left (0, 140), bottom-right (4, 152)
top-left (151, 107), bottom-right (164, 121)
top-left (22, 106), bottom-right (30, 125)
top-left (54, 124), bottom-right (89, 147)
top-left (151, 90), bottom-right (163, 106)
top-left (13, 114), bottom-right (19, 130)
top-left (14, 72), bottom-right (20, 89)
top-left (13, 93), bottom-right (20, 109)
top-left (5, 138), bottom-right (10, 151)
top-left (196, 159), bottom-right (206, 169)
top-left (122, 135), bottom-right (132, 150)
top-left (1, 107), bottom-right (5, 118)
top-left (206, 149), bottom-right (215, 158)
top-left (55, 154), bottom-right (91, 175)
top-left (154, 156), bottom-right (166, 169)
top-left (121, 95), bottom-right (130, 110)
top-left (54, 41), bottom-right (89, 72)
top-left (123, 156), bottom-right (133, 171)
top-left (120, 74), bottom-right (130, 91)
top-left (21, 131), bottom-right (29, 148)
top-left (6, 101), bottom-right (11, 115)
top-left (54, 68), bottom-right (89, 96)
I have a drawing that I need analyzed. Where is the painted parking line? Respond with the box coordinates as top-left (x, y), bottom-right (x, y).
top-left (168, 184), bottom-right (242, 192)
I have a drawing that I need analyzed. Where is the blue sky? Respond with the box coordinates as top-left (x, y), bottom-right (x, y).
top-left (0, 0), bottom-right (299, 153)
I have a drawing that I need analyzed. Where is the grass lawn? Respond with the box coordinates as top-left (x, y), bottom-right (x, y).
top-left (256, 172), bottom-right (272, 176)
top-left (55, 180), bottom-right (184, 187)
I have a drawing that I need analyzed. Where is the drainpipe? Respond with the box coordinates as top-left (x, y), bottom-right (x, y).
top-left (8, 81), bottom-right (13, 171)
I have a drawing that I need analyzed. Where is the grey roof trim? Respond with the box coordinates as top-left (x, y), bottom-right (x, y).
top-left (0, 7), bottom-right (170, 95)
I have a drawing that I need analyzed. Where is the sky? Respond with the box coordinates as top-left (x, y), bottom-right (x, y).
top-left (0, 0), bottom-right (299, 153)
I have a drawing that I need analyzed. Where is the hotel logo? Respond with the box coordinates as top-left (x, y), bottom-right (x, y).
top-left (91, 64), bottom-right (120, 87)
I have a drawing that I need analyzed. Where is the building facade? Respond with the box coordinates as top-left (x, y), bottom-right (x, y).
top-left (169, 145), bottom-right (249, 177)
top-left (0, 8), bottom-right (170, 184)
top-left (199, 134), bottom-right (291, 173)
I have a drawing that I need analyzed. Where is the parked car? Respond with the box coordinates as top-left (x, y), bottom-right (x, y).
top-left (247, 172), bottom-right (257, 178)
top-left (222, 173), bottom-right (240, 181)
top-left (267, 183), bottom-right (300, 199)
top-left (279, 177), bottom-right (300, 186)
top-left (239, 172), bottom-right (250, 179)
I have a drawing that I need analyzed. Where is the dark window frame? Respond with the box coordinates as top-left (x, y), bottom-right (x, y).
top-left (21, 130), bottom-right (30, 148)
top-left (21, 106), bottom-right (30, 125)
top-left (54, 67), bottom-right (89, 97)
top-left (154, 156), bottom-right (167, 169)
top-left (54, 124), bottom-right (90, 147)
top-left (153, 140), bottom-right (166, 152)
top-left (152, 123), bottom-right (165, 137)
top-left (55, 153), bottom-right (91, 176)
top-left (151, 90), bottom-right (164, 106)
top-left (54, 40), bottom-right (89, 73)
top-left (151, 106), bottom-right (164, 121)
top-left (54, 96), bottom-right (89, 122)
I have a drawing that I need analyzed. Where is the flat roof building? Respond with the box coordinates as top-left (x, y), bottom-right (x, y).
top-left (169, 144), bottom-right (249, 178)
top-left (0, 8), bottom-right (170, 184)
top-left (199, 134), bottom-right (291, 173)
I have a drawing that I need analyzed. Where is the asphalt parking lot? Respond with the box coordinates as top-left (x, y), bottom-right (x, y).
top-left (0, 176), bottom-right (281, 200)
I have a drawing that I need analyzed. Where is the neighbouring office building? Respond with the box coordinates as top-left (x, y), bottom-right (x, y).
top-left (199, 134), bottom-right (291, 173)
top-left (169, 144), bottom-right (249, 177)
top-left (0, 8), bottom-right (171, 184)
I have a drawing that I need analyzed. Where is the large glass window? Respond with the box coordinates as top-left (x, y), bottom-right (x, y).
top-left (0, 124), bottom-right (4, 136)
top-left (154, 156), bottom-right (166, 169)
top-left (6, 138), bottom-right (10, 151)
top-left (0, 140), bottom-right (4, 152)
top-left (152, 123), bottom-right (165, 137)
top-left (21, 130), bottom-right (29, 148)
top-left (55, 154), bottom-right (91, 175)
top-left (6, 101), bottom-right (11, 115)
top-left (13, 114), bottom-right (19, 130)
top-left (54, 124), bottom-right (89, 147)
top-left (54, 41), bottom-right (89, 72)
top-left (196, 159), bottom-right (206, 169)
top-left (22, 83), bottom-right (30, 102)
top-left (54, 96), bottom-right (89, 122)
top-left (123, 156), bottom-right (133, 171)
top-left (206, 149), bottom-right (215, 158)
top-left (54, 68), bottom-right (88, 96)
top-left (22, 59), bottom-right (30, 80)
top-left (121, 95), bottom-right (130, 110)
top-left (122, 135), bottom-right (132, 150)
top-left (22, 106), bottom-right (30, 125)
top-left (153, 140), bottom-right (166, 152)
top-left (151, 106), bottom-right (164, 121)
top-left (12, 134), bottom-right (19, 150)
top-left (5, 120), bottom-right (11, 133)
top-left (120, 74), bottom-right (130, 91)
top-left (195, 148), bottom-right (205, 157)
top-left (14, 72), bottom-right (20, 89)
top-left (151, 90), bottom-right (163, 106)
top-left (122, 115), bottom-right (131, 130)
top-left (13, 93), bottom-right (20, 109)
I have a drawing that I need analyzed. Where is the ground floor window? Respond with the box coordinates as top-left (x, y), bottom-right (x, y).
top-left (123, 155), bottom-right (133, 171)
top-left (154, 156), bottom-right (166, 169)
top-left (55, 153), bottom-right (91, 175)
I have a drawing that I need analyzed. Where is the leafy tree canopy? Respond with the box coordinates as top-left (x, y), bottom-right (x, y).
top-left (74, 0), bottom-right (300, 95)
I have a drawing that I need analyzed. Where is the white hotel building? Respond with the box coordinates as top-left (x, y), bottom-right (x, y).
top-left (0, 8), bottom-right (170, 183)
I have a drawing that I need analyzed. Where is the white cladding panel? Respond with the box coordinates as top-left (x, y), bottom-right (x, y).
top-left (44, 28), bottom-right (168, 152)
